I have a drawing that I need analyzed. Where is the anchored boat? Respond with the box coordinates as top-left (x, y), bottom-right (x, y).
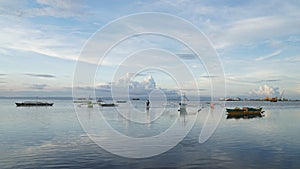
top-left (99, 102), bottom-right (118, 107)
top-left (15, 101), bottom-right (54, 107)
top-left (226, 107), bottom-right (264, 118)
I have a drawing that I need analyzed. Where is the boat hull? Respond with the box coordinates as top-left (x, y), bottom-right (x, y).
top-left (100, 103), bottom-right (118, 107)
top-left (16, 102), bottom-right (54, 107)
top-left (226, 107), bottom-right (263, 118)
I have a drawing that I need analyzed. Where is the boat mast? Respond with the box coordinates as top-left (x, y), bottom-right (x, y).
top-left (181, 93), bottom-right (189, 104)
top-left (279, 89), bottom-right (285, 101)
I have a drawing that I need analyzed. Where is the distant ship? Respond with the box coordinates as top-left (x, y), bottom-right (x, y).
top-left (264, 96), bottom-right (277, 102)
top-left (15, 101), bottom-right (54, 107)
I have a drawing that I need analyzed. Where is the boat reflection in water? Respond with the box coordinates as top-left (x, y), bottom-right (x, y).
top-left (226, 113), bottom-right (264, 119)
top-left (226, 107), bottom-right (264, 119)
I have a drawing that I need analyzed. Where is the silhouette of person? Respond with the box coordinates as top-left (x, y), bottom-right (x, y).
top-left (146, 100), bottom-right (150, 109)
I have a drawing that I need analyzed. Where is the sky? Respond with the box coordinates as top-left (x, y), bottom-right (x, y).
top-left (0, 0), bottom-right (300, 99)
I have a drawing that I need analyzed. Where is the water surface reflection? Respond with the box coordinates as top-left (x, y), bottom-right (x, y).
top-left (1, 100), bottom-right (300, 168)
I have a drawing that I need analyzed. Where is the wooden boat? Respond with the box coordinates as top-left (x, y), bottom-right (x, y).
top-left (226, 107), bottom-right (262, 113)
top-left (16, 101), bottom-right (54, 107)
top-left (226, 107), bottom-right (263, 118)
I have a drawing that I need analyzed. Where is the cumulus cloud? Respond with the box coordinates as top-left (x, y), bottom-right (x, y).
top-left (97, 73), bottom-right (179, 98)
top-left (116, 73), bottom-right (156, 94)
top-left (251, 84), bottom-right (280, 97)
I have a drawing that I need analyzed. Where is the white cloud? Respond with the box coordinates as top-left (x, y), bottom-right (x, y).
top-left (26, 0), bottom-right (88, 18)
top-left (213, 16), bottom-right (300, 49)
top-left (119, 73), bottom-right (156, 90)
top-left (255, 50), bottom-right (281, 61)
top-left (0, 0), bottom-right (88, 18)
top-left (96, 72), bottom-right (179, 98)
top-left (251, 84), bottom-right (280, 97)
top-left (0, 17), bottom-right (85, 61)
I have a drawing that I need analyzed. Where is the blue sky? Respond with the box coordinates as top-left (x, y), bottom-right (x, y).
top-left (0, 0), bottom-right (300, 99)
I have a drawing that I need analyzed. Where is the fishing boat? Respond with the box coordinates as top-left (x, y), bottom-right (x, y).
top-left (15, 101), bottom-right (54, 107)
top-left (99, 102), bottom-right (118, 107)
top-left (226, 107), bottom-right (264, 118)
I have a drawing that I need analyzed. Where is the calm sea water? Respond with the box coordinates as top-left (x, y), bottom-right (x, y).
top-left (1, 99), bottom-right (300, 168)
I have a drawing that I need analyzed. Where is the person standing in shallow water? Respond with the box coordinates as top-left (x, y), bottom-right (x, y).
top-left (146, 100), bottom-right (150, 109)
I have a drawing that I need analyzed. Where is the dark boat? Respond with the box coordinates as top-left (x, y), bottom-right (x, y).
top-left (99, 103), bottom-right (118, 107)
top-left (226, 107), bottom-right (264, 118)
top-left (131, 98), bottom-right (140, 100)
top-left (116, 100), bottom-right (127, 103)
top-left (15, 101), bottom-right (54, 107)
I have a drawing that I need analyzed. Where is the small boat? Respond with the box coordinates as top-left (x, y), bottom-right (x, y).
top-left (87, 101), bottom-right (93, 108)
top-left (178, 93), bottom-right (188, 114)
top-left (99, 103), bottom-right (118, 107)
top-left (16, 101), bottom-right (54, 107)
top-left (226, 107), bottom-right (264, 118)
top-left (226, 107), bottom-right (262, 113)
top-left (131, 98), bottom-right (140, 100)
top-left (96, 98), bottom-right (104, 103)
top-left (116, 100), bottom-right (127, 103)
top-left (73, 97), bottom-right (92, 103)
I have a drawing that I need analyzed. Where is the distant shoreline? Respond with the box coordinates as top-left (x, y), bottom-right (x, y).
top-left (1, 96), bottom-right (299, 102)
